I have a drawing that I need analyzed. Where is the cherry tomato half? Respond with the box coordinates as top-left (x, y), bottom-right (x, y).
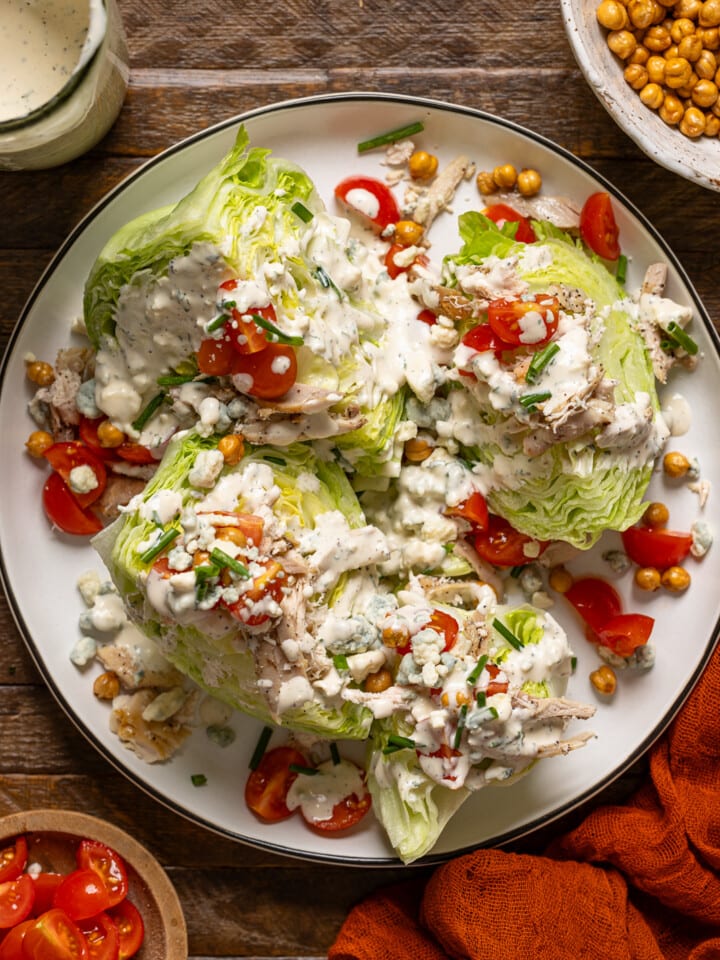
top-left (621, 525), bottom-right (693, 570)
top-left (245, 746), bottom-right (308, 822)
top-left (76, 840), bottom-right (129, 909)
top-left (579, 191), bottom-right (620, 261)
top-left (196, 510), bottom-right (264, 546)
top-left (225, 306), bottom-right (271, 356)
top-left (77, 418), bottom-right (119, 463)
top-left (107, 899), bottom-right (144, 960)
top-left (596, 613), bottom-right (654, 657)
top-left (483, 203), bottom-right (536, 243)
top-left (301, 765), bottom-right (372, 833)
top-left (564, 577), bottom-right (623, 635)
top-left (231, 343), bottom-right (298, 400)
top-left (29, 874), bottom-right (63, 917)
top-left (78, 911), bottom-right (120, 960)
top-left (397, 608), bottom-right (459, 656)
top-left (42, 472), bottom-right (103, 536)
top-left (485, 662), bottom-right (509, 697)
top-left (0, 874), bottom-right (35, 929)
top-left (196, 335), bottom-right (236, 376)
top-left (0, 837), bottom-right (27, 884)
top-left (43, 441), bottom-right (107, 509)
top-left (0, 919), bottom-right (33, 960)
top-left (416, 309), bottom-right (437, 326)
top-left (334, 175), bottom-right (401, 232)
top-left (461, 322), bottom-right (506, 358)
top-left (225, 559), bottom-right (285, 627)
top-left (473, 514), bottom-right (548, 568)
top-left (487, 295), bottom-right (560, 348)
top-left (22, 909), bottom-right (90, 960)
top-left (384, 243), bottom-right (429, 280)
top-left (445, 491), bottom-right (489, 531)
top-left (115, 442), bottom-right (157, 465)
top-left (53, 869), bottom-right (112, 922)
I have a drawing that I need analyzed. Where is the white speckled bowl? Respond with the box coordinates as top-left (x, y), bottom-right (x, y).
top-left (0, 810), bottom-right (187, 959)
top-left (560, 0), bottom-right (720, 191)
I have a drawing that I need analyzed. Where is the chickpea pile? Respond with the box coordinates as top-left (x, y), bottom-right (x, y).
top-left (475, 163), bottom-right (543, 197)
top-left (597, 0), bottom-right (720, 139)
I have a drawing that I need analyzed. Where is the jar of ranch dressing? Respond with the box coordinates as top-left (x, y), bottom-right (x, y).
top-left (0, 0), bottom-right (129, 170)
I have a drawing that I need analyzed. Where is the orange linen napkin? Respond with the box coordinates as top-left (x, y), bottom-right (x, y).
top-left (329, 646), bottom-right (720, 960)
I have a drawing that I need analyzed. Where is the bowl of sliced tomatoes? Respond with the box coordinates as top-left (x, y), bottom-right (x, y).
top-left (0, 809), bottom-right (186, 960)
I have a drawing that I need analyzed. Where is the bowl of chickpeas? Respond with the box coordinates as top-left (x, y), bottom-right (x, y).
top-left (561, 0), bottom-right (720, 190)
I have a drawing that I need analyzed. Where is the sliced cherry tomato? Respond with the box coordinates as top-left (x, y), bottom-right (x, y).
top-left (22, 909), bottom-right (90, 960)
top-left (245, 746), bottom-right (308, 822)
top-left (76, 840), bottom-right (128, 909)
top-left (487, 295), bottom-right (560, 348)
top-left (225, 559), bottom-right (284, 626)
top-left (473, 514), bottom-right (547, 568)
top-left (384, 243), bottom-right (429, 280)
top-left (52, 869), bottom-right (112, 922)
top-left (483, 203), bottom-right (536, 243)
top-left (621, 525), bottom-right (693, 570)
top-left (445, 491), bottom-right (489, 531)
top-left (106, 900), bottom-right (143, 960)
top-left (42, 473), bottom-right (103, 536)
top-left (461, 322), bottom-right (507, 357)
top-left (564, 577), bottom-right (623, 634)
top-left (424, 743), bottom-right (462, 760)
top-left (579, 191), bottom-right (620, 261)
top-left (196, 335), bottom-right (236, 375)
top-left (334, 175), bottom-right (401, 232)
top-left (231, 343), bottom-right (298, 399)
top-left (77, 912), bottom-right (120, 960)
top-left (0, 919), bottom-right (33, 960)
top-left (197, 510), bottom-right (264, 546)
top-left (29, 874), bottom-right (63, 917)
top-left (485, 662), bottom-right (509, 697)
top-left (43, 441), bottom-right (107, 509)
top-left (0, 838), bottom-right (26, 885)
top-left (225, 306), bottom-right (271, 356)
top-left (115, 442), bottom-right (157, 465)
top-left (416, 309), bottom-right (437, 326)
top-left (0, 874), bottom-right (34, 929)
top-left (302, 765), bottom-right (372, 833)
top-left (77, 418), bottom-right (119, 463)
top-left (397, 608), bottom-right (459, 655)
top-left (596, 613), bottom-right (654, 657)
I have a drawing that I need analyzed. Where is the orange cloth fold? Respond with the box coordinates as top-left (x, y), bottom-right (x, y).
top-left (329, 647), bottom-right (720, 960)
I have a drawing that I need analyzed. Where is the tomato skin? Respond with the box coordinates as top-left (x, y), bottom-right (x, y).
top-left (21, 909), bottom-right (90, 960)
top-left (483, 203), bottom-right (536, 243)
top-left (196, 336), bottom-right (236, 375)
top-left (231, 343), bottom-right (298, 400)
top-left (397, 608), bottom-right (459, 656)
top-left (29, 874), bottom-right (63, 917)
top-left (416, 309), bottom-right (437, 326)
top-left (487, 295), bottom-right (560, 348)
top-left (115, 443), bottom-right (157, 465)
top-left (579, 191), bottom-right (620, 261)
top-left (0, 919), bottom-right (33, 960)
top-left (0, 874), bottom-right (34, 929)
top-left (76, 841), bottom-right (129, 910)
top-left (621, 525), bottom-right (693, 570)
top-left (462, 323), bottom-right (506, 356)
top-left (77, 912), bottom-right (120, 960)
top-left (596, 613), bottom-right (654, 657)
top-left (225, 306), bottom-right (271, 356)
top-left (384, 244), bottom-right (429, 280)
top-left (43, 441), bottom-right (107, 509)
top-left (52, 869), bottom-right (112, 922)
top-left (77, 418), bottom-right (119, 463)
top-left (42, 473), bottom-right (104, 536)
top-left (445, 491), bottom-right (489, 531)
top-left (245, 746), bottom-right (308, 822)
top-left (334, 176), bottom-right (400, 232)
top-left (565, 577), bottom-right (623, 634)
top-left (106, 900), bottom-right (143, 960)
top-left (0, 838), bottom-right (27, 885)
top-left (473, 515), bottom-right (547, 568)
top-left (302, 766), bottom-right (372, 834)
top-left (485, 663), bottom-right (509, 697)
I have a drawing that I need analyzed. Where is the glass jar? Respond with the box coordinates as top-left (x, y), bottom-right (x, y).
top-left (0, 0), bottom-right (129, 171)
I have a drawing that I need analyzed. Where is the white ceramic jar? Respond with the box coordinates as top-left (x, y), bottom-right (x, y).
top-left (0, 0), bottom-right (129, 171)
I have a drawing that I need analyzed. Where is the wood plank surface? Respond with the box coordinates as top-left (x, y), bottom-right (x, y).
top-left (0, 0), bottom-right (716, 956)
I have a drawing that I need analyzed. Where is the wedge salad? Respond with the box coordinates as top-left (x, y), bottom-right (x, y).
top-left (24, 123), bottom-right (706, 863)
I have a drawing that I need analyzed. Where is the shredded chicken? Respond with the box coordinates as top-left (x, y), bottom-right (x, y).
top-left (412, 155), bottom-right (476, 227)
top-left (110, 689), bottom-right (196, 763)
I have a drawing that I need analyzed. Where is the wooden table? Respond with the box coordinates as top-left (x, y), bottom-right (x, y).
top-left (1, 1), bottom-right (717, 957)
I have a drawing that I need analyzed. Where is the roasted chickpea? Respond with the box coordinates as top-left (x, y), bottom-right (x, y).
top-left (590, 664), bottom-right (617, 696)
top-left (218, 433), bottom-right (244, 465)
top-left (408, 150), bottom-right (438, 180)
top-left (382, 623), bottom-right (410, 648)
top-left (670, 16), bottom-right (696, 41)
top-left (704, 112), bottom-right (720, 133)
top-left (548, 566), bottom-right (574, 593)
top-left (598, 0), bottom-right (630, 28)
top-left (363, 667), bottom-right (393, 693)
top-left (26, 360), bottom-right (55, 386)
top-left (659, 91), bottom-right (685, 122)
top-left (193, 550), bottom-right (212, 568)
top-left (628, 0), bottom-right (657, 26)
top-left (647, 53), bottom-right (667, 81)
top-left (635, 566), bottom-right (662, 590)
top-left (630, 44), bottom-right (651, 64)
top-left (692, 77), bottom-right (719, 103)
top-left (476, 170), bottom-right (498, 195)
top-left (394, 219), bottom-right (425, 244)
top-left (664, 55), bottom-right (693, 86)
top-left (216, 526), bottom-right (247, 547)
top-left (96, 419), bottom-right (125, 448)
top-left (680, 104), bottom-right (708, 132)
top-left (663, 450), bottom-right (691, 477)
top-left (492, 163), bottom-right (518, 189)
top-left (93, 671), bottom-right (121, 701)
top-left (679, 33), bottom-right (704, 61)
top-left (696, 49), bottom-right (718, 78)
top-left (640, 80), bottom-right (666, 107)
top-left (625, 62), bottom-right (650, 86)
top-left (661, 566), bottom-right (691, 591)
top-left (674, 0), bottom-right (701, 16)
top-left (698, 25), bottom-right (720, 48)
top-left (25, 429), bottom-right (54, 458)
top-left (643, 23), bottom-right (673, 50)
top-left (700, 0), bottom-right (720, 26)
top-left (517, 168), bottom-right (542, 196)
top-left (642, 501), bottom-right (669, 527)
top-left (608, 28), bottom-right (639, 57)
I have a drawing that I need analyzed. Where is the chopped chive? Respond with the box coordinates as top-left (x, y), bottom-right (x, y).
top-left (247, 312), bottom-right (304, 346)
top-left (191, 773), bottom-right (207, 787)
top-left (330, 742), bottom-right (341, 765)
top-left (132, 392), bottom-right (166, 432)
top-left (571, 656), bottom-right (578, 672)
top-left (291, 200), bottom-right (314, 223)
top-left (289, 763), bottom-right (319, 776)
top-left (249, 725), bottom-right (273, 769)
top-left (264, 455), bottom-right (287, 466)
top-left (616, 253), bottom-right (628, 284)
top-left (466, 654), bottom-right (488, 686)
top-left (519, 390), bottom-right (552, 410)
top-left (333, 654), bottom-right (349, 671)
top-left (475, 705), bottom-right (499, 723)
top-left (666, 321), bottom-right (698, 356)
top-left (493, 617), bottom-right (524, 650)
top-left (453, 703), bottom-right (468, 750)
top-left (382, 734), bottom-right (416, 755)
top-left (206, 313), bottom-right (230, 333)
top-left (525, 342), bottom-right (560, 385)
top-left (140, 527), bottom-right (180, 564)
top-left (156, 373), bottom-right (208, 386)
top-left (510, 565), bottom-right (526, 578)
top-left (357, 120), bottom-right (425, 153)
top-left (210, 547), bottom-right (249, 578)
top-left (476, 690), bottom-right (487, 708)
top-left (314, 265), bottom-right (344, 299)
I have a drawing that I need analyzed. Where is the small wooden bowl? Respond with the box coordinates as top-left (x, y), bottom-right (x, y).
top-left (0, 809), bottom-right (187, 959)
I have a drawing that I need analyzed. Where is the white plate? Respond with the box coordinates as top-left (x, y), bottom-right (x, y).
top-left (2, 93), bottom-right (719, 866)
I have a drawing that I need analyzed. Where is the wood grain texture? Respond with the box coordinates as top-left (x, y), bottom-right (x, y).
top-left (0, 0), bottom-right (717, 956)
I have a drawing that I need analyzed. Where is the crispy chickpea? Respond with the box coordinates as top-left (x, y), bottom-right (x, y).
top-left (517, 168), bottom-right (542, 196)
top-left (590, 664), bottom-right (617, 696)
top-left (660, 91), bottom-right (685, 122)
top-left (705, 112), bottom-right (720, 133)
top-left (665, 55), bottom-right (693, 86)
top-left (408, 150), bottom-right (438, 180)
top-left (696, 48), bottom-right (718, 78)
top-left (670, 16), bottom-right (696, 41)
top-left (642, 501), bottom-right (670, 527)
top-left (404, 437), bottom-right (432, 462)
top-left (692, 77), bottom-right (720, 103)
top-left (698, 25), bottom-right (720, 48)
top-left (193, 550), bottom-right (211, 568)
top-left (363, 667), bottom-right (393, 693)
top-left (700, 0), bottom-right (720, 26)
top-left (96, 419), bottom-right (125, 448)
top-left (216, 526), bottom-right (247, 547)
top-left (25, 429), bottom-right (54, 458)
top-left (635, 566), bottom-right (662, 590)
top-left (598, 0), bottom-right (630, 28)
top-left (608, 28), bottom-right (639, 57)
top-left (476, 170), bottom-right (498, 195)
top-left (679, 33), bottom-right (704, 61)
top-left (625, 61), bottom-right (650, 86)
top-left (680, 104), bottom-right (708, 132)
top-left (492, 163), bottom-right (518, 189)
top-left (628, 0), bottom-right (657, 26)
top-left (661, 565), bottom-right (691, 591)
top-left (643, 23), bottom-right (672, 50)
top-left (630, 44), bottom-right (651, 63)
top-left (640, 80), bottom-right (666, 106)
top-left (663, 450), bottom-right (691, 477)
top-left (382, 623), bottom-right (410, 648)
top-left (26, 360), bottom-right (55, 386)
top-left (93, 671), bottom-right (121, 701)
top-left (675, 0), bottom-right (701, 16)
top-left (548, 566), bottom-right (574, 593)
top-left (647, 53), bottom-right (667, 81)
top-left (218, 433), bottom-right (244, 465)
top-left (664, 42), bottom-right (681, 59)
top-left (394, 219), bottom-right (425, 244)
